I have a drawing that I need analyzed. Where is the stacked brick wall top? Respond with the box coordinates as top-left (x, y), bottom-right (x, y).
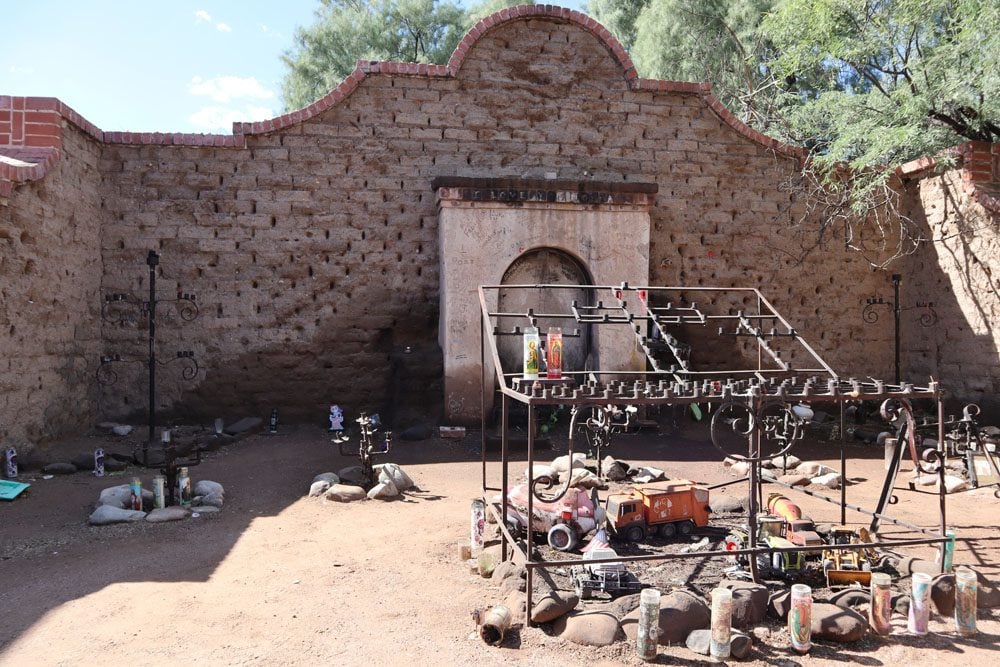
top-left (901, 142), bottom-right (1000, 418)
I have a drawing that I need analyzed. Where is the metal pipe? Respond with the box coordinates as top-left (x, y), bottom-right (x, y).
top-left (525, 401), bottom-right (535, 625)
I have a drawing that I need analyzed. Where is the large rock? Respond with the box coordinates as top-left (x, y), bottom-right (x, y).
top-left (89, 505), bottom-right (146, 526)
top-left (972, 570), bottom-right (1000, 609)
top-left (685, 628), bottom-right (711, 655)
top-left (198, 493), bottom-right (224, 509)
top-left (367, 480), bottom-right (400, 500)
top-left (531, 590), bottom-right (579, 623)
top-left (796, 462), bottom-right (835, 477)
top-left (811, 472), bottom-right (842, 488)
top-left (492, 560), bottom-right (524, 583)
top-left (43, 462), bottom-right (77, 475)
top-left (325, 484), bottom-right (367, 502)
top-left (309, 480), bottom-right (331, 497)
top-left (830, 588), bottom-right (871, 611)
top-left (621, 590), bottom-right (710, 645)
top-left (729, 461), bottom-right (751, 477)
top-left (777, 474), bottom-right (811, 487)
top-left (768, 590), bottom-right (791, 621)
top-left (632, 466), bottom-right (666, 483)
top-left (376, 463), bottom-right (414, 491)
top-left (526, 464), bottom-right (558, 481)
top-left (146, 507), bottom-right (190, 523)
top-left (731, 631), bottom-right (753, 659)
top-left (773, 454), bottom-right (802, 470)
top-left (710, 494), bottom-right (748, 513)
top-left (313, 472), bottom-right (340, 486)
top-left (71, 453), bottom-right (96, 471)
top-left (98, 484), bottom-right (154, 510)
top-left (931, 573), bottom-right (956, 616)
top-left (603, 592), bottom-right (642, 618)
top-left (719, 581), bottom-right (768, 628)
top-left (568, 468), bottom-right (602, 489)
top-left (337, 466), bottom-right (367, 485)
top-left (552, 610), bottom-right (623, 646)
top-left (224, 417), bottom-right (262, 435)
top-left (897, 557), bottom-right (942, 577)
top-left (504, 591), bottom-right (527, 626)
top-left (193, 480), bottom-right (224, 497)
top-left (551, 453), bottom-right (586, 473)
top-left (112, 424), bottom-right (134, 436)
top-left (602, 456), bottom-right (629, 481)
top-left (811, 603), bottom-right (867, 642)
top-left (499, 574), bottom-right (526, 596)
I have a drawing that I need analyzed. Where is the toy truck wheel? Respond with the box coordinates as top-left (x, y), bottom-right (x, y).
top-left (547, 524), bottom-right (578, 552)
top-left (624, 524), bottom-right (647, 542)
top-left (658, 522), bottom-right (677, 538)
top-left (678, 520), bottom-right (695, 536)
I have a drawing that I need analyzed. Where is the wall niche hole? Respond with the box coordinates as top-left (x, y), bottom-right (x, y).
top-left (270, 217), bottom-right (277, 227)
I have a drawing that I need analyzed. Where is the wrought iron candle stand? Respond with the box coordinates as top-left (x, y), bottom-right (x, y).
top-left (98, 250), bottom-right (201, 504)
top-left (333, 412), bottom-right (392, 488)
top-left (862, 273), bottom-right (938, 384)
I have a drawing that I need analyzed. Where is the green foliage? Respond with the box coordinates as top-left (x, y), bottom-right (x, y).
top-left (281, 0), bottom-right (469, 109)
top-left (584, 0), bottom-right (652, 51)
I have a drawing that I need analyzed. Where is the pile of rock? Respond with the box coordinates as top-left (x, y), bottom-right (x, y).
top-left (724, 456), bottom-right (844, 489)
top-left (308, 463), bottom-right (416, 502)
top-left (522, 453), bottom-right (671, 490)
top-left (88, 480), bottom-right (225, 525)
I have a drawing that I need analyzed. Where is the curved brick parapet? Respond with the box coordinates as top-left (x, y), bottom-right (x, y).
top-left (898, 141), bottom-right (1000, 214)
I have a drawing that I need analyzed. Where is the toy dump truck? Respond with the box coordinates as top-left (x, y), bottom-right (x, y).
top-left (571, 547), bottom-right (643, 599)
top-left (605, 480), bottom-right (711, 542)
top-left (766, 493), bottom-right (823, 547)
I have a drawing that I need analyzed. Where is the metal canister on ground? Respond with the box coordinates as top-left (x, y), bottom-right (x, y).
top-left (153, 475), bottom-right (166, 509)
top-left (177, 467), bottom-right (192, 507)
top-left (4, 447), bottom-right (17, 479)
top-left (129, 477), bottom-right (143, 511)
top-left (94, 448), bottom-right (105, 477)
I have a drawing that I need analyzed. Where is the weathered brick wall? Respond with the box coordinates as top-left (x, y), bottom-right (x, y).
top-left (903, 156), bottom-right (1000, 418)
top-left (0, 123), bottom-right (104, 447)
top-left (93, 14), bottom-right (890, 424)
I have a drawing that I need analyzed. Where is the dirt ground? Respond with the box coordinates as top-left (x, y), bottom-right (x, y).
top-left (1, 420), bottom-right (999, 666)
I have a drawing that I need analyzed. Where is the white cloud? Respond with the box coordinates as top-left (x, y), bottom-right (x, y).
top-left (188, 75), bottom-right (274, 104)
top-left (9, 64), bottom-right (34, 74)
top-left (189, 105), bottom-right (274, 131)
top-left (260, 23), bottom-right (269, 33)
top-left (194, 9), bottom-right (211, 23)
top-left (216, 22), bottom-right (232, 32)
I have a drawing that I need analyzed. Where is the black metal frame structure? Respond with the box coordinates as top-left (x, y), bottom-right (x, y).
top-left (477, 283), bottom-right (952, 622)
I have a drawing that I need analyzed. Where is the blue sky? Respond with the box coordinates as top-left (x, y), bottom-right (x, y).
top-left (0, 1), bottom-right (587, 134)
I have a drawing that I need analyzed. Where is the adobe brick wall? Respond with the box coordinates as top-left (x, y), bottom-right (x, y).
top-left (903, 144), bottom-right (1000, 418)
top-left (0, 122), bottom-right (104, 447)
top-left (2, 10), bottom-right (914, 449)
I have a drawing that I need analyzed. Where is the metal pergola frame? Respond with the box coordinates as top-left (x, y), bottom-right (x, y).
top-left (477, 283), bottom-right (950, 623)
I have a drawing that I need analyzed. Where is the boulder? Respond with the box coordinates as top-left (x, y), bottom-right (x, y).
top-left (830, 588), bottom-right (871, 611)
top-left (223, 417), bottom-right (262, 435)
top-left (376, 463), bottom-right (414, 491)
top-left (71, 453), bottom-right (96, 471)
top-left (531, 590), bottom-right (579, 623)
top-left (313, 472), bottom-right (340, 486)
top-left (105, 458), bottom-right (127, 472)
top-left (632, 466), bottom-right (666, 483)
top-left (325, 484), bottom-right (367, 502)
top-left (551, 453), bottom-right (587, 473)
top-left (568, 468), bottom-right (602, 489)
top-left (309, 480), bottom-right (331, 497)
top-left (811, 472), bottom-right (842, 488)
top-left (603, 592), bottom-right (642, 618)
top-left (199, 493), bottom-right (224, 508)
top-left (98, 484), bottom-right (154, 510)
top-left (773, 454), bottom-right (802, 470)
top-left (972, 570), bottom-right (1000, 609)
top-left (897, 557), bottom-right (942, 577)
top-left (146, 507), bottom-right (190, 523)
top-left (193, 480), bottom-right (224, 497)
top-left (192, 505), bottom-right (220, 514)
top-left (719, 581), bottom-right (768, 628)
top-left (499, 574), bottom-right (526, 596)
top-left (710, 494), bottom-right (748, 514)
top-left (777, 474), bottom-right (811, 487)
top-left (931, 573), bottom-right (956, 616)
top-left (760, 468), bottom-right (777, 482)
top-left (731, 631), bottom-right (753, 659)
top-left (730, 461), bottom-right (751, 477)
top-left (621, 590), bottom-right (710, 645)
top-left (939, 476), bottom-right (969, 493)
top-left (492, 560), bottom-right (524, 583)
top-left (43, 462), bottom-right (77, 475)
top-left (526, 464), bottom-right (558, 481)
top-left (796, 462), bottom-right (834, 477)
top-left (504, 591), bottom-right (527, 626)
top-left (768, 590), bottom-right (791, 621)
top-left (685, 628), bottom-right (711, 655)
top-left (602, 456), bottom-right (629, 481)
top-left (367, 479), bottom-right (400, 500)
top-left (893, 594), bottom-right (910, 617)
top-left (337, 466), bottom-right (367, 485)
top-left (552, 610), bottom-right (623, 646)
top-left (89, 505), bottom-right (146, 526)
top-left (112, 424), bottom-right (134, 436)
top-left (811, 603), bottom-right (867, 642)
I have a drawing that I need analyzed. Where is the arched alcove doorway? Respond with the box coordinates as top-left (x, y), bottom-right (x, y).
top-left (496, 247), bottom-right (594, 377)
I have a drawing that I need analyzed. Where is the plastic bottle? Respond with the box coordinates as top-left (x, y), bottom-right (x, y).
top-left (789, 584), bottom-right (812, 653)
top-left (869, 572), bottom-right (892, 635)
top-left (908, 572), bottom-right (932, 635)
top-left (636, 588), bottom-right (660, 661)
top-left (954, 568), bottom-right (978, 636)
top-left (522, 327), bottom-right (540, 379)
top-left (710, 587), bottom-right (733, 659)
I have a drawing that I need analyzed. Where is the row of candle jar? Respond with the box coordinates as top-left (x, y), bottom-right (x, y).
top-left (636, 570), bottom-right (978, 662)
top-left (522, 327), bottom-right (563, 379)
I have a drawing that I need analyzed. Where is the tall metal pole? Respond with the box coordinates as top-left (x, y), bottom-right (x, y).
top-left (892, 274), bottom-right (901, 385)
top-left (147, 250), bottom-right (159, 445)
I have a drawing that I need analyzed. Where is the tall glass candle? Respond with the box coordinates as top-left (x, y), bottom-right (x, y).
top-left (522, 326), bottom-right (540, 380)
top-left (636, 588), bottom-right (660, 661)
top-left (954, 568), bottom-right (978, 636)
top-left (908, 572), bottom-right (932, 635)
top-left (710, 587), bottom-right (733, 659)
top-left (869, 572), bottom-right (892, 635)
top-left (789, 584), bottom-right (812, 653)
top-left (546, 327), bottom-right (563, 378)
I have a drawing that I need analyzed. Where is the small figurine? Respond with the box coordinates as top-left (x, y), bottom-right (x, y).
top-left (328, 404), bottom-right (344, 431)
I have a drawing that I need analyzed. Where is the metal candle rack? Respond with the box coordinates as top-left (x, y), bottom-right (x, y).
top-left (478, 283), bottom-right (952, 625)
top-left (333, 413), bottom-right (392, 488)
top-left (98, 250), bottom-right (201, 503)
top-left (861, 273), bottom-right (938, 384)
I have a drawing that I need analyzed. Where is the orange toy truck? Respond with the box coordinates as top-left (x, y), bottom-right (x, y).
top-left (605, 480), bottom-right (712, 542)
